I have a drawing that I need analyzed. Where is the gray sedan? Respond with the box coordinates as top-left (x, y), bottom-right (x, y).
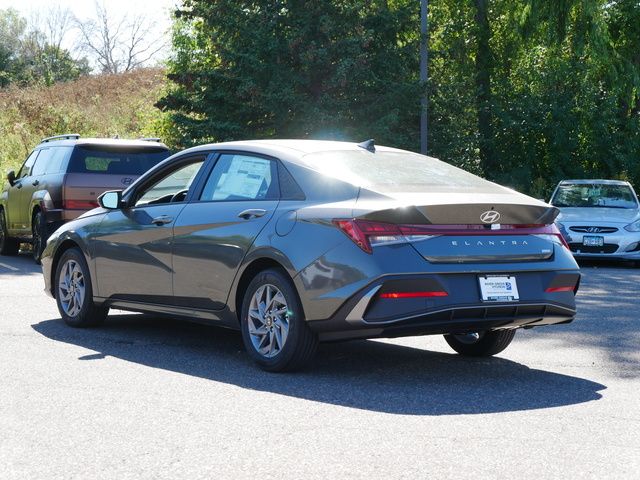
top-left (41, 140), bottom-right (580, 371)
top-left (551, 179), bottom-right (640, 260)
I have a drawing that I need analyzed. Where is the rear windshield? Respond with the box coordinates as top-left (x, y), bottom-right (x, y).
top-left (551, 183), bottom-right (638, 209)
top-left (301, 149), bottom-right (496, 193)
top-left (67, 146), bottom-right (170, 175)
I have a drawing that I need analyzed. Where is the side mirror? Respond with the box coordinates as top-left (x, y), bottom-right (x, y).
top-left (98, 190), bottom-right (123, 209)
top-left (6, 170), bottom-right (16, 186)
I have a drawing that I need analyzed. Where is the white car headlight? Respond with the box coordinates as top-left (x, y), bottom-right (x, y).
top-left (625, 220), bottom-right (640, 232)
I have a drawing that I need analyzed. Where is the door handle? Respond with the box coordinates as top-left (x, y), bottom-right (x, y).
top-left (237, 209), bottom-right (267, 220)
top-left (151, 215), bottom-right (173, 226)
top-left (32, 180), bottom-right (40, 186)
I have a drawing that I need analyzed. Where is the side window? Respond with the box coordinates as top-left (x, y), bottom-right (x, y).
top-left (31, 148), bottom-right (51, 176)
top-left (135, 158), bottom-right (205, 207)
top-left (17, 150), bottom-right (39, 178)
top-left (199, 154), bottom-right (278, 202)
top-left (45, 147), bottom-right (73, 174)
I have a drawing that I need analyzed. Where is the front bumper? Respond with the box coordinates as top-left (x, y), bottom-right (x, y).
top-left (560, 226), bottom-right (640, 259)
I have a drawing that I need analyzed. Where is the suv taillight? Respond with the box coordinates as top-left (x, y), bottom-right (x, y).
top-left (64, 200), bottom-right (99, 210)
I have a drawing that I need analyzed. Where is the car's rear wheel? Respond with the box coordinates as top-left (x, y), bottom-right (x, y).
top-left (32, 211), bottom-right (47, 264)
top-left (444, 329), bottom-right (516, 356)
top-left (240, 268), bottom-right (318, 372)
top-left (0, 209), bottom-right (20, 256)
top-left (54, 248), bottom-right (108, 327)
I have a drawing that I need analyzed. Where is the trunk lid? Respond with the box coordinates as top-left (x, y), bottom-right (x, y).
top-left (63, 173), bottom-right (140, 208)
top-left (352, 191), bottom-right (562, 263)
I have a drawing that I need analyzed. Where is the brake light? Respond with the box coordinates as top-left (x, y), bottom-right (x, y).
top-left (64, 200), bottom-right (99, 209)
top-left (333, 219), bottom-right (570, 254)
top-left (333, 219), bottom-right (403, 254)
top-left (379, 291), bottom-right (448, 299)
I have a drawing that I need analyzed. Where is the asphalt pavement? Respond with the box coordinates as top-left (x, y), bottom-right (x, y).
top-left (0, 253), bottom-right (638, 479)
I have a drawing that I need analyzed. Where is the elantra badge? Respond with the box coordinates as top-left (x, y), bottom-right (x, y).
top-left (480, 210), bottom-right (501, 223)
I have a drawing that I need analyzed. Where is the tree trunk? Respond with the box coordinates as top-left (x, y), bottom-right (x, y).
top-left (474, 0), bottom-right (495, 178)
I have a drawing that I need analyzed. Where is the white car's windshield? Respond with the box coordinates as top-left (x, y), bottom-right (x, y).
top-left (551, 183), bottom-right (638, 209)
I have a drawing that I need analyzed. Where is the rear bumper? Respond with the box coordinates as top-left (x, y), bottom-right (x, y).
top-left (308, 271), bottom-right (579, 341)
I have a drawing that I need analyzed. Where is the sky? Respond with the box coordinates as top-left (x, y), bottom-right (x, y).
top-left (0, 0), bottom-right (179, 66)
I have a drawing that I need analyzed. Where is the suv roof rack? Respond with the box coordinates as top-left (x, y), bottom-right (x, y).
top-left (41, 133), bottom-right (81, 143)
top-left (138, 137), bottom-right (162, 142)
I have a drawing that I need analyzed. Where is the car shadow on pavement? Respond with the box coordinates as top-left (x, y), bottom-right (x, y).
top-left (0, 252), bottom-right (42, 276)
top-left (32, 314), bottom-right (605, 416)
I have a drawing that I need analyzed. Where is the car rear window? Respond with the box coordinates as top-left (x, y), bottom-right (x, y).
top-left (301, 149), bottom-right (496, 193)
top-left (67, 146), bottom-right (170, 175)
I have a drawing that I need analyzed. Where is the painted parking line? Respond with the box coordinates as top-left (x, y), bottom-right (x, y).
top-left (0, 262), bottom-right (19, 272)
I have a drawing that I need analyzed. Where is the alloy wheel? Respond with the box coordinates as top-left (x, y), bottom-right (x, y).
top-left (58, 259), bottom-right (86, 317)
top-left (247, 284), bottom-right (290, 358)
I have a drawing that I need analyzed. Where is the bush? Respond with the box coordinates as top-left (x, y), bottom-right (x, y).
top-left (0, 68), bottom-right (169, 173)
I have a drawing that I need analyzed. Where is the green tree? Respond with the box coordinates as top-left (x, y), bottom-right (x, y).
top-left (159, 0), bottom-right (421, 149)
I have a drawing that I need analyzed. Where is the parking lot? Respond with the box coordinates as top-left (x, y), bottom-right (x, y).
top-left (0, 253), bottom-right (638, 479)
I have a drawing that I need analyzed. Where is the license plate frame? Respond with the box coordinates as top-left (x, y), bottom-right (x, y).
top-left (583, 236), bottom-right (604, 247)
top-left (478, 275), bottom-right (519, 302)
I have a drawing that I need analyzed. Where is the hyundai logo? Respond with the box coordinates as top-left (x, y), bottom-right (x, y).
top-left (480, 210), bottom-right (501, 223)
top-left (121, 177), bottom-right (133, 185)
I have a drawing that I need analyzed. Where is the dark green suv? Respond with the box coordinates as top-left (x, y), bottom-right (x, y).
top-left (0, 134), bottom-right (170, 262)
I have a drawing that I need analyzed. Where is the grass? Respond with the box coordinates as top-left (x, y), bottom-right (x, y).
top-left (0, 68), bottom-right (171, 174)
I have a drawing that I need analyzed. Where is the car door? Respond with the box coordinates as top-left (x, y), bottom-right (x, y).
top-left (93, 155), bottom-right (209, 303)
top-left (171, 152), bottom-right (280, 309)
top-left (6, 150), bottom-right (40, 232)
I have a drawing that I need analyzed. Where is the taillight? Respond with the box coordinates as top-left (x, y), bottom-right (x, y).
top-left (334, 219), bottom-right (571, 254)
top-left (545, 286), bottom-right (575, 293)
top-left (333, 220), bottom-right (404, 253)
top-left (379, 291), bottom-right (448, 299)
top-left (64, 200), bottom-right (99, 210)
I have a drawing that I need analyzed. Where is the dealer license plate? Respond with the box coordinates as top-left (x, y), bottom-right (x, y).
top-left (478, 276), bottom-right (519, 302)
top-left (583, 236), bottom-right (604, 247)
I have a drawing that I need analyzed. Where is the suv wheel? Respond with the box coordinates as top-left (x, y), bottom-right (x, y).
top-left (32, 211), bottom-right (47, 264)
top-left (240, 269), bottom-right (318, 372)
top-left (0, 209), bottom-right (20, 256)
top-left (444, 329), bottom-right (516, 357)
top-left (54, 248), bottom-right (108, 327)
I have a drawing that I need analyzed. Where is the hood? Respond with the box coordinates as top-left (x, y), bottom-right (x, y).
top-left (556, 207), bottom-right (640, 224)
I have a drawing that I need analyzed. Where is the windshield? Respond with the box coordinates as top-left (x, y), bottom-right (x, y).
top-left (301, 149), bottom-right (497, 193)
top-left (551, 183), bottom-right (638, 209)
top-left (68, 146), bottom-right (170, 175)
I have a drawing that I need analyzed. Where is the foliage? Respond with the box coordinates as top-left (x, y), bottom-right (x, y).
top-left (161, 0), bottom-right (640, 198)
top-left (0, 68), bottom-right (170, 173)
top-left (159, 0), bottom-right (420, 150)
top-left (0, 8), bottom-right (89, 87)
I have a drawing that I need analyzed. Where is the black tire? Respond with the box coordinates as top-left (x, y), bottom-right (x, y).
top-left (54, 247), bottom-right (108, 327)
top-left (444, 329), bottom-right (516, 357)
top-left (240, 268), bottom-right (318, 372)
top-left (32, 210), bottom-right (47, 264)
top-left (0, 209), bottom-right (20, 256)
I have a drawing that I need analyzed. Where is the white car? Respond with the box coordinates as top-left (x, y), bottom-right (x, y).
top-left (550, 179), bottom-right (640, 260)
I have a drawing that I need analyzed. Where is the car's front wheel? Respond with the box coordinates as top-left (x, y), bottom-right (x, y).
top-left (0, 209), bottom-right (20, 256)
top-left (240, 268), bottom-right (318, 372)
top-left (444, 329), bottom-right (516, 356)
top-left (54, 248), bottom-right (108, 327)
